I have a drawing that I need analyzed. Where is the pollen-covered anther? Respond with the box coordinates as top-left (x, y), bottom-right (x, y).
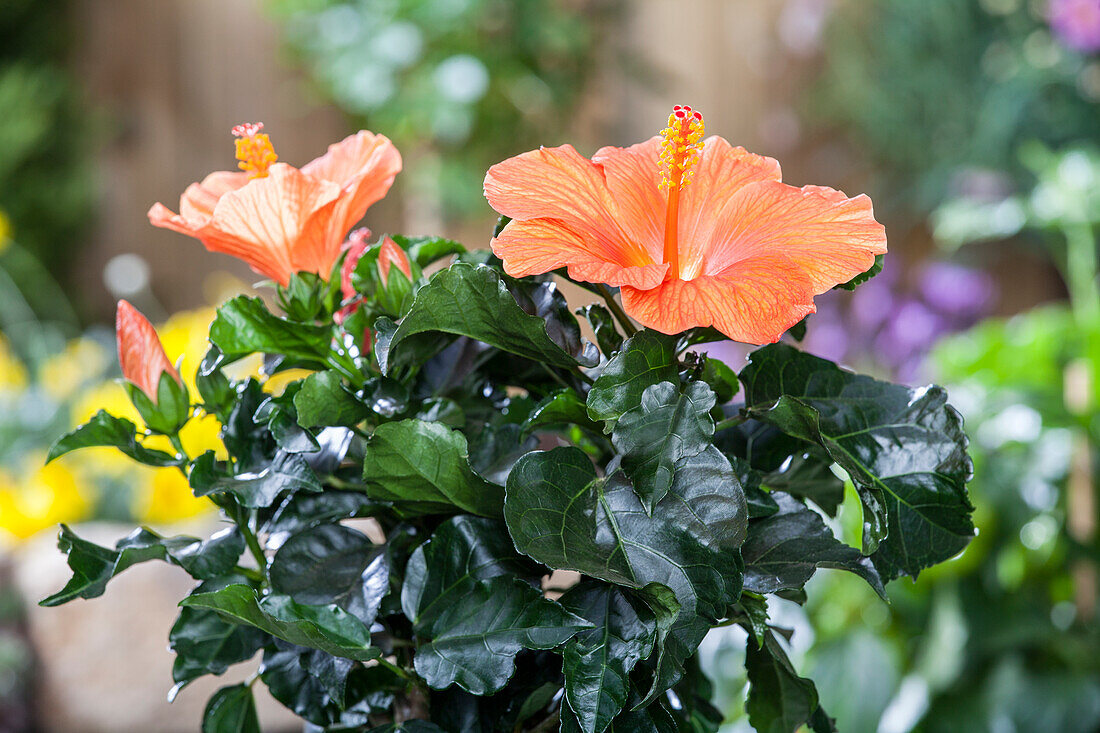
top-left (232, 122), bottom-right (278, 179)
top-left (658, 105), bottom-right (705, 190)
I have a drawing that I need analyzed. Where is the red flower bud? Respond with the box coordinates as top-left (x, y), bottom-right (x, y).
top-left (116, 300), bottom-right (181, 402)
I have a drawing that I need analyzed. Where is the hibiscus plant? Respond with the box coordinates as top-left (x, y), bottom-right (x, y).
top-left (42, 110), bottom-right (976, 732)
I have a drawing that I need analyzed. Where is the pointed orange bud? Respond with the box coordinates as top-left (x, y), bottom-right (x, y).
top-left (378, 236), bottom-right (412, 285)
top-left (116, 300), bottom-right (181, 401)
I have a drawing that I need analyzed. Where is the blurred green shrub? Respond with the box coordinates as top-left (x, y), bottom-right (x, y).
top-left (814, 0), bottom-right (1100, 218)
top-left (266, 0), bottom-right (620, 217)
top-left (0, 0), bottom-right (94, 277)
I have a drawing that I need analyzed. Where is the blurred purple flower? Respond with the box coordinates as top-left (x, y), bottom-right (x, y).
top-left (1049, 0), bottom-right (1100, 54)
top-left (876, 300), bottom-right (946, 367)
top-left (850, 272), bottom-right (896, 333)
top-left (802, 319), bottom-right (850, 364)
top-left (919, 262), bottom-right (996, 319)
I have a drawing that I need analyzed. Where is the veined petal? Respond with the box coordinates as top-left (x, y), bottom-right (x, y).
top-left (492, 218), bottom-right (667, 289)
top-left (116, 300), bottom-right (180, 400)
top-left (179, 171), bottom-right (250, 221)
top-left (621, 252), bottom-right (817, 344)
top-left (676, 138), bottom-right (782, 277)
top-left (484, 144), bottom-right (655, 269)
top-left (592, 137), bottom-right (665, 265)
top-left (688, 180), bottom-right (886, 291)
top-left (209, 163), bottom-right (343, 285)
top-left (301, 130), bottom-right (402, 251)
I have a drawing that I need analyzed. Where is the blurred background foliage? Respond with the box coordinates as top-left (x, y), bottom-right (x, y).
top-left (0, 0), bottom-right (94, 278)
top-left (266, 0), bottom-right (622, 218)
top-left (1, 0), bottom-right (1099, 730)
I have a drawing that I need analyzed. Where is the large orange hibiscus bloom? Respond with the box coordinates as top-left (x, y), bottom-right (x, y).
top-left (484, 106), bottom-right (887, 344)
top-left (149, 123), bottom-right (402, 286)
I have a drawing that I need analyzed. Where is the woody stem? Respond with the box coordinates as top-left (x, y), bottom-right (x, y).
top-left (597, 283), bottom-right (638, 337)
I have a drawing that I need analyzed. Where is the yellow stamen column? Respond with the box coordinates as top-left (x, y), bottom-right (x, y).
top-left (658, 106), bottom-right (705, 279)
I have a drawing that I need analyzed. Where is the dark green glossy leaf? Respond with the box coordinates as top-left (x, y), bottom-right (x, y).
top-left (505, 446), bottom-right (745, 697)
top-left (578, 303), bottom-right (624, 356)
top-left (586, 330), bottom-right (679, 427)
top-left (521, 388), bottom-right (603, 438)
top-left (742, 492), bottom-right (886, 599)
top-left (745, 630), bottom-right (831, 733)
top-left (294, 370), bottom-right (371, 428)
top-left (394, 233), bottom-right (467, 268)
top-left (197, 347), bottom-right (235, 421)
top-left (39, 525), bottom-right (243, 606)
top-left (270, 524), bottom-right (388, 626)
top-left (401, 516), bottom-right (583, 695)
top-left (361, 419), bottom-right (503, 516)
top-left (202, 684), bottom-right (260, 733)
top-left (740, 343), bottom-right (974, 580)
top-left (559, 581), bottom-right (662, 733)
top-left (379, 263), bottom-right (597, 375)
top-left (190, 450), bottom-right (323, 509)
top-left (730, 456), bottom-right (780, 519)
top-left (400, 516), bottom-right (542, 622)
top-left (261, 642), bottom-right (398, 727)
top-left (410, 574), bottom-right (588, 696)
top-left (210, 295), bottom-right (332, 364)
top-left (170, 607), bottom-right (267, 695)
top-left (732, 592), bottom-right (770, 646)
top-left (180, 584), bottom-right (379, 661)
top-left (261, 491), bottom-right (373, 536)
top-left (612, 381), bottom-right (716, 512)
top-left (698, 355), bottom-right (740, 404)
top-left (46, 410), bottom-right (180, 466)
top-left (762, 453), bottom-right (845, 517)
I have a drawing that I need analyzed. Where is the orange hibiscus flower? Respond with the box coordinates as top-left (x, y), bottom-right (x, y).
top-left (116, 300), bottom-right (180, 402)
top-left (149, 123), bottom-right (402, 286)
top-left (484, 106), bottom-right (887, 344)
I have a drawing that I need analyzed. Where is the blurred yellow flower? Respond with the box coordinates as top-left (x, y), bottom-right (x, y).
top-left (39, 337), bottom-right (110, 401)
top-left (0, 456), bottom-right (89, 540)
top-left (0, 334), bottom-right (28, 392)
top-left (134, 466), bottom-right (212, 525)
top-left (0, 209), bottom-right (10, 254)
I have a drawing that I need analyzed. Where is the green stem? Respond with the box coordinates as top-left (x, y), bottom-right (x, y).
top-left (714, 414), bottom-right (747, 432)
top-left (376, 656), bottom-right (412, 681)
top-left (597, 284), bottom-right (638, 338)
top-left (233, 565), bottom-right (264, 582)
top-left (239, 509), bottom-right (269, 585)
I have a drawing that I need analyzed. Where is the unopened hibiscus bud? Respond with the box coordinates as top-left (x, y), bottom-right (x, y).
top-left (378, 236), bottom-right (412, 285)
top-left (375, 236), bottom-right (415, 316)
top-left (116, 300), bottom-right (190, 434)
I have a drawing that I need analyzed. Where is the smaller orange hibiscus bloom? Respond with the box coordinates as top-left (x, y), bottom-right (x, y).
top-left (116, 300), bottom-right (180, 402)
top-left (484, 106), bottom-right (887, 344)
top-left (149, 123), bottom-right (401, 286)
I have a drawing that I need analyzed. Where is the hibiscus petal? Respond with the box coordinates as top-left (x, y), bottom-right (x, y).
top-left (492, 218), bottom-right (667, 289)
top-left (620, 252), bottom-right (817, 344)
top-left (484, 144), bottom-right (654, 269)
top-left (591, 137), bottom-right (666, 264)
top-left (676, 138), bottom-right (783, 276)
top-left (208, 163), bottom-right (343, 285)
top-left (116, 300), bottom-right (180, 400)
top-left (690, 180), bottom-right (887, 292)
top-left (301, 130), bottom-right (402, 254)
top-left (179, 171), bottom-right (250, 221)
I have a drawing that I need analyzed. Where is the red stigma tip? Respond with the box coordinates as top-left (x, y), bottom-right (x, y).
top-left (231, 122), bottom-right (265, 138)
